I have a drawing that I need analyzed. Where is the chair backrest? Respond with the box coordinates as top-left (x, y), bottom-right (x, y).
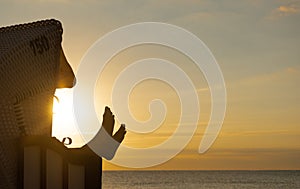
top-left (0, 19), bottom-right (72, 188)
top-left (19, 136), bottom-right (102, 189)
top-left (0, 19), bottom-right (63, 138)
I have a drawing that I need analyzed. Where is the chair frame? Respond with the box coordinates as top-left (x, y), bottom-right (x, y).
top-left (18, 136), bottom-right (102, 189)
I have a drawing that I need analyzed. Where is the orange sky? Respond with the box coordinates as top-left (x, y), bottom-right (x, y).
top-left (1, 0), bottom-right (299, 170)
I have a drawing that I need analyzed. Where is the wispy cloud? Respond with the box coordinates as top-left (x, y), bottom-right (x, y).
top-left (268, 2), bottom-right (300, 19)
top-left (278, 4), bottom-right (300, 14)
top-left (197, 87), bottom-right (209, 92)
top-left (229, 66), bottom-right (300, 89)
top-left (220, 130), bottom-right (300, 137)
top-left (286, 66), bottom-right (300, 74)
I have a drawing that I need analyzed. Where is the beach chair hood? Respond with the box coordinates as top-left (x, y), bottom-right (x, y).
top-left (0, 19), bottom-right (68, 189)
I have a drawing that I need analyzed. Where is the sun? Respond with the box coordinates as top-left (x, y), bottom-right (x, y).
top-left (52, 89), bottom-right (84, 147)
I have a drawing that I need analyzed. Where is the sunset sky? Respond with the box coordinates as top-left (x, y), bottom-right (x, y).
top-left (1, 0), bottom-right (299, 170)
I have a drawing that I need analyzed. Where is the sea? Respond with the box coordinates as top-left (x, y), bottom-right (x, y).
top-left (102, 170), bottom-right (300, 189)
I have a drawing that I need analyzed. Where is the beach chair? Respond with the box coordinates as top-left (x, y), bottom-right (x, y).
top-left (19, 136), bottom-right (102, 189)
top-left (0, 19), bottom-right (101, 189)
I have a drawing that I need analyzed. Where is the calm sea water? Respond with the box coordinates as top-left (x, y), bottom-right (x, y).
top-left (102, 170), bottom-right (300, 189)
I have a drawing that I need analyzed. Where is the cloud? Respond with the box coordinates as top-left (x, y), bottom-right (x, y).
top-left (278, 5), bottom-right (300, 13)
top-left (230, 66), bottom-right (300, 89)
top-left (286, 66), bottom-right (300, 74)
top-left (220, 130), bottom-right (300, 137)
top-left (197, 87), bottom-right (209, 92)
top-left (268, 2), bottom-right (300, 19)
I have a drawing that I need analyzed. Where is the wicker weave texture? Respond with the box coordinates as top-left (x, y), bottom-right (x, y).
top-left (0, 19), bottom-right (63, 189)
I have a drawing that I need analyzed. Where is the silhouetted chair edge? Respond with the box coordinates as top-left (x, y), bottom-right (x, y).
top-left (18, 136), bottom-right (102, 189)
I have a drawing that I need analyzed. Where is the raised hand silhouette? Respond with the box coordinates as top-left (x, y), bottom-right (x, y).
top-left (102, 106), bottom-right (126, 143)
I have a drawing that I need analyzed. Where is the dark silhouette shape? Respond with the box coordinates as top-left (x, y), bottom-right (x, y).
top-left (0, 19), bottom-right (126, 189)
top-left (19, 136), bottom-right (102, 189)
top-left (102, 106), bottom-right (126, 143)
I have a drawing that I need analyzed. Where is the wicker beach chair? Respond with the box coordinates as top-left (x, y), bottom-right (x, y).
top-left (0, 19), bottom-right (70, 189)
